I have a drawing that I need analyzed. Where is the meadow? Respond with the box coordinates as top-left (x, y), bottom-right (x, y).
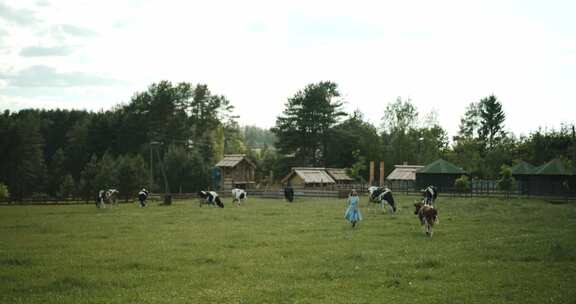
top-left (1, 195), bottom-right (575, 304)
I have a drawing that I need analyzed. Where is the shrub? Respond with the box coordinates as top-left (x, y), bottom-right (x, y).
top-left (497, 165), bottom-right (516, 197)
top-left (0, 183), bottom-right (10, 200)
top-left (454, 175), bottom-right (470, 193)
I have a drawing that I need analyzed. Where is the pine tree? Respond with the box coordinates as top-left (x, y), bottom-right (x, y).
top-left (479, 95), bottom-right (506, 150)
top-left (272, 81), bottom-right (346, 166)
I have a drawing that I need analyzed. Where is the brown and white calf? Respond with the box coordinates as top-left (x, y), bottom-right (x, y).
top-left (414, 202), bottom-right (439, 237)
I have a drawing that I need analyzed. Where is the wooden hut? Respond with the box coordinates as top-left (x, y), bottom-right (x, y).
top-left (415, 159), bottom-right (466, 192)
top-left (525, 159), bottom-right (571, 196)
top-left (386, 165), bottom-right (424, 190)
top-left (325, 168), bottom-right (354, 186)
top-left (215, 154), bottom-right (256, 190)
top-left (510, 161), bottom-right (537, 194)
top-left (281, 167), bottom-right (336, 188)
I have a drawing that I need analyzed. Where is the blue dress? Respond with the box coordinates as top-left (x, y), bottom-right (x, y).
top-left (344, 196), bottom-right (362, 223)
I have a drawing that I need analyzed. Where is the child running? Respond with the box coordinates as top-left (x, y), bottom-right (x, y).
top-left (344, 189), bottom-right (362, 228)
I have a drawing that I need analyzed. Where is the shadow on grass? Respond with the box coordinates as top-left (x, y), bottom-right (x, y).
top-left (0, 257), bottom-right (33, 267)
top-left (414, 258), bottom-right (442, 269)
top-left (550, 242), bottom-right (576, 262)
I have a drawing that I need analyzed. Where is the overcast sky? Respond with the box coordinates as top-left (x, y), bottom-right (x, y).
top-left (1, 0), bottom-right (575, 138)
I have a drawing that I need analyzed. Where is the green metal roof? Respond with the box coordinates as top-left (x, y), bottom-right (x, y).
top-left (417, 159), bottom-right (466, 174)
top-left (534, 159), bottom-right (569, 175)
top-left (510, 161), bottom-right (537, 175)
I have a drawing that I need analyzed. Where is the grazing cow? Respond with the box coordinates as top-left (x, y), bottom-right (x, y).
top-left (421, 185), bottom-right (438, 206)
top-left (197, 191), bottom-right (224, 208)
top-left (138, 188), bottom-right (149, 207)
top-left (367, 186), bottom-right (396, 213)
top-left (231, 188), bottom-right (247, 206)
top-left (96, 189), bottom-right (119, 208)
top-left (96, 190), bottom-right (106, 208)
top-left (104, 189), bottom-right (119, 206)
top-left (284, 185), bottom-right (294, 202)
top-left (414, 202), bottom-right (439, 237)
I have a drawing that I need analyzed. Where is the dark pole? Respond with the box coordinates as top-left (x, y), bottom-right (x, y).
top-left (150, 143), bottom-right (154, 190)
top-left (572, 126), bottom-right (576, 197)
top-left (151, 141), bottom-right (171, 204)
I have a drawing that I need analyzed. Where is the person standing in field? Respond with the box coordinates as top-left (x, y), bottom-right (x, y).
top-left (344, 189), bottom-right (362, 228)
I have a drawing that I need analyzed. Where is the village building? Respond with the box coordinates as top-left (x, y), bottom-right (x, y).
top-left (386, 164), bottom-right (424, 190)
top-left (215, 154), bottom-right (256, 190)
top-left (280, 167), bottom-right (355, 189)
top-left (415, 159), bottom-right (467, 191)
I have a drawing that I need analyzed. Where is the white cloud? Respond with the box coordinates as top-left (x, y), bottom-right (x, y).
top-left (0, 0), bottom-right (574, 137)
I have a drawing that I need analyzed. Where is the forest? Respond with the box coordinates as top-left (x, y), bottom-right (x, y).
top-left (0, 80), bottom-right (574, 200)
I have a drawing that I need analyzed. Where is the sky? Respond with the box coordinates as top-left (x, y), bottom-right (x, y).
top-left (1, 0), bottom-right (575, 138)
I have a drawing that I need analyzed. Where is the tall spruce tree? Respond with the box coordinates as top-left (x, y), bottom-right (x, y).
top-left (479, 95), bottom-right (506, 150)
top-left (272, 81), bottom-right (346, 166)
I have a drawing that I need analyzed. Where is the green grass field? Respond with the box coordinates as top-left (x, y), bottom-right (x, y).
top-left (1, 196), bottom-right (575, 304)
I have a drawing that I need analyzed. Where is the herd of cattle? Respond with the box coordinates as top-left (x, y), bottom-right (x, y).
top-left (95, 185), bottom-right (439, 236)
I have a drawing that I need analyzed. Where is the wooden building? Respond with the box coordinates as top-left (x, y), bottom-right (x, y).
top-left (326, 168), bottom-right (354, 185)
top-left (281, 167), bottom-right (336, 188)
top-left (415, 159), bottom-right (467, 192)
top-left (386, 164), bottom-right (424, 190)
top-left (215, 154), bottom-right (256, 190)
top-left (510, 160), bottom-right (537, 194)
top-left (524, 159), bottom-right (572, 196)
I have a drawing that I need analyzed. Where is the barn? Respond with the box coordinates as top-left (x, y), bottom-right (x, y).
top-left (415, 159), bottom-right (467, 192)
top-left (510, 161), bottom-right (537, 194)
top-left (386, 164), bottom-right (424, 190)
top-left (215, 154), bottom-right (256, 190)
top-left (281, 167), bottom-right (336, 188)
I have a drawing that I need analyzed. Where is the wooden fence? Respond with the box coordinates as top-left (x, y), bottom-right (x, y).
top-left (1, 182), bottom-right (574, 205)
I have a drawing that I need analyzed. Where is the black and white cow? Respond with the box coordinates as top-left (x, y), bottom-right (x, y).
top-left (96, 190), bottom-right (106, 208)
top-left (197, 191), bottom-right (224, 208)
top-left (368, 186), bottom-right (396, 213)
top-left (421, 185), bottom-right (438, 206)
top-left (105, 189), bottom-right (119, 206)
top-left (231, 188), bottom-right (247, 206)
top-left (96, 189), bottom-right (119, 208)
top-left (138, 188), bottom-right (149, 207)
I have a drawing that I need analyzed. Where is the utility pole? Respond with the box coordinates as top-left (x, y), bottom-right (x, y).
top-left (151, 141), bottom-right (171, 205)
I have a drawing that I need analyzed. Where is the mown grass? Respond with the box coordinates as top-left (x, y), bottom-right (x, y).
top-left (1, 195), bottom-right (575, 303)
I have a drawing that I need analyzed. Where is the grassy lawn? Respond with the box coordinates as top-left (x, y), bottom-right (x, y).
top-left (1, 195), bottom-right (575, 304)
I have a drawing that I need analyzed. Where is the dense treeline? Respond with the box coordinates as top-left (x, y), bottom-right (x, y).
top-left (0, 80), bottom-right (574, 200)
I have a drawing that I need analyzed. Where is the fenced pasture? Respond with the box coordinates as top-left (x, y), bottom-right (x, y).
top-left (1, 196), bottom-right (575, 303)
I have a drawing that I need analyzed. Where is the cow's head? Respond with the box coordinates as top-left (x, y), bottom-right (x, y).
top-left (414, 202), bottom-right (424, 215)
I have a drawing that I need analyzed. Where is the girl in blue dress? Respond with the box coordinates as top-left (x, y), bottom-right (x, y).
top-left (344, 190), bottom-right (362, 227)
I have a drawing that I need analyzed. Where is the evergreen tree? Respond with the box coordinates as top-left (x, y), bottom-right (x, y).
top-left (93, 152), bottom-right (119, 191)
top-left (79, 155), bottom-right (100, 200)
top-left (325, 110), bottom-right (380, 175)
top-left (7, 112), bottom-right (47, 199)
top-left (47, 149), bottom-right (66, 197)
top-left (116, 155), bottom-right (150, 199)
top-left (59, 174), bottom-right (76, 198)
top-left (272, 81), bottom-right (346, 166)
top-left (479, 95), bottom-right (506, 150)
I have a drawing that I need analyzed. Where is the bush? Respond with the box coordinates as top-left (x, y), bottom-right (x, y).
top-left (497, 165), bottom-right (516, 198)
top-left (454, 175), bottom-right (471, 193)
top-left (0, 183), bottom-right (10, 200)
